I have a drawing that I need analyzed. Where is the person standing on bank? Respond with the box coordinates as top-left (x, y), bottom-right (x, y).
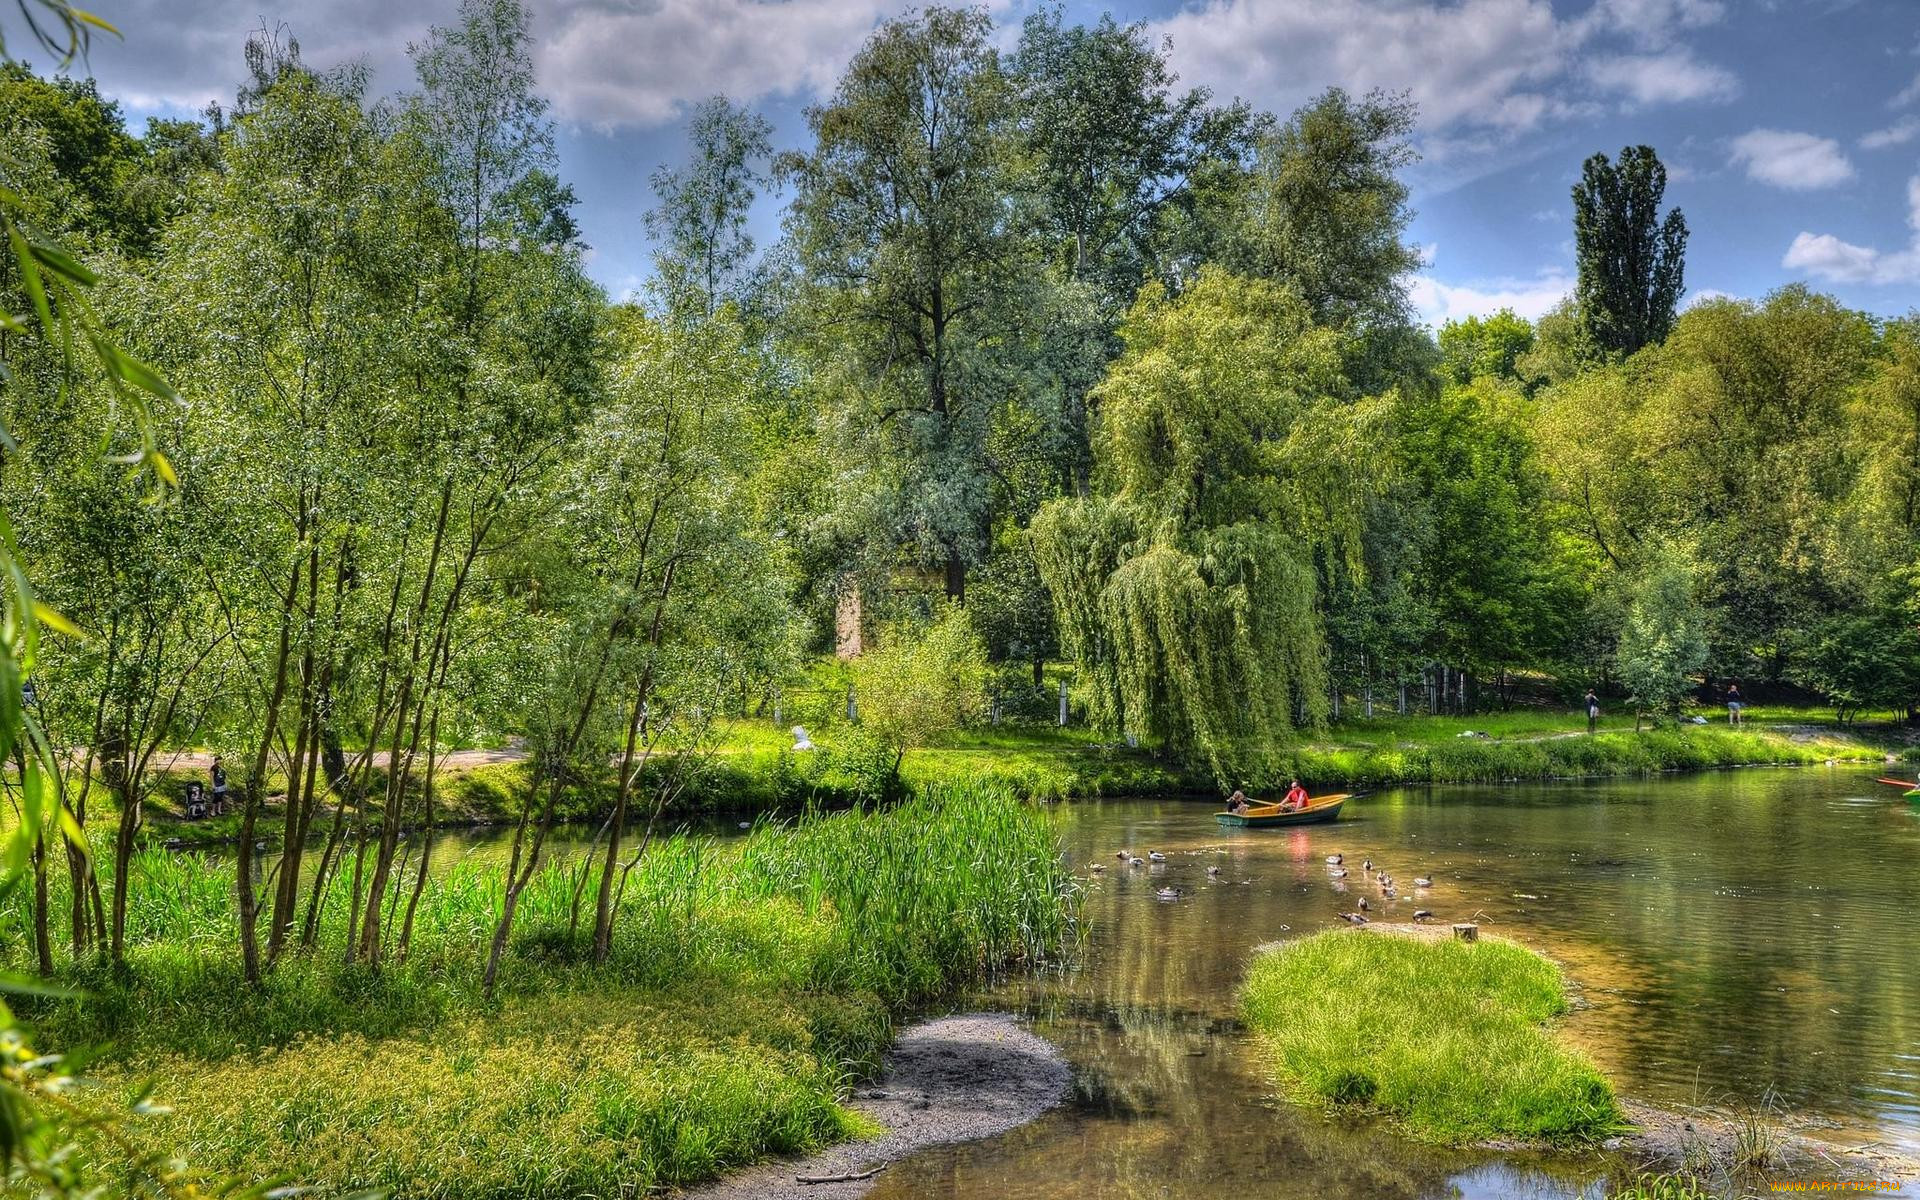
top-left (1726, 683), bottom-right (1743, 726)
top-left (210, 755), bottom-right (230, 815)
top-left (1585, 688), bottom-right (1600, 734)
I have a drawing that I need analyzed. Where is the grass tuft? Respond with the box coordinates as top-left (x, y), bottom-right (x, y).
top-left (1241, 930), bottom-right (1626, 1146)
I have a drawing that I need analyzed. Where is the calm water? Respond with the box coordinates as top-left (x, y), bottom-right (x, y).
top-left (866, 768), bottom-right (1920, 1200)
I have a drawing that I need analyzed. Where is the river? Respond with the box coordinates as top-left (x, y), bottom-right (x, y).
top-left (857, 767), bottom-right (1920, 1199)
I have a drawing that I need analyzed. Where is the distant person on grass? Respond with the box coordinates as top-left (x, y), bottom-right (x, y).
top-left (210, 755), bottom-right (230, 814)
top-left (1281, 778), bottom-right (1309, 811)
top-left (1726, 683), bottom-right (1743, 726)
top-left (1585, 688), bottom-right (1600, 734)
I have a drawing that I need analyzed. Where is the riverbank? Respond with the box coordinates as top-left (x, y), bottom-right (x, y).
top-left (16, 786), bottom-right (1076, 1197)
top-left (102, 707), bottom-right (1911, 848)
top-left (684, 1013), bottom-right (1071, 1200)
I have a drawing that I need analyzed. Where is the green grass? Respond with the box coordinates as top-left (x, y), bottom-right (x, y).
top-left (1241, 930), bottom-right (1626, 1146)
top-left (14, 783), bottom-right (1076, 1197)
top-left (1608, 1173), bottom-right (1713, 1200)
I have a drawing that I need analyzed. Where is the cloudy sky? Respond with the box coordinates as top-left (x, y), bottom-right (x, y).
top-left (62, 0), bottom-right (1920, 327)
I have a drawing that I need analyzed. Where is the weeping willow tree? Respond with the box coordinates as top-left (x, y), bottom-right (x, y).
top-left (1032, 268), bottom-right (1383, 782)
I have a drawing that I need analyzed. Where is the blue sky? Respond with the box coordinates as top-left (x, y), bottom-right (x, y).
top-left (65, 0), bottom-right (1920, 327)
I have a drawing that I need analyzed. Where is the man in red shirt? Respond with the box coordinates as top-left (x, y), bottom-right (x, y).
top-left (1282, 778), bottom-right (1310, 810)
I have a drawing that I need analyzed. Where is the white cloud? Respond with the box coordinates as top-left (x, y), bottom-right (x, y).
top-left (1893, 71), bottom-right (1920, 108)
top-left (538, 0), bottom-right (896, 129)
top-left (1861, 116), bottom-right (1920, 150)
top-left (1781, 176), bottom-right (1920, 285)
top-left (1585, 49), bottom-right (1738, 105)
top-left (1148, 0), bottom-right (1734, 172)
top-left (1728, 129), bottom-right (1854, 189)
top-left (1408, 269), bottom-right (1574, 328)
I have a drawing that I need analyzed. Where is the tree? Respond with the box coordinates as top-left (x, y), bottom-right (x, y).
top-left (780, 5), bottom-right (1035, 600)
top-left (853, 604), bottom-right (988, 793)
top-left (1229, 88), bottom-right (1421, 338)
top-left (645, 96), bottom-right (772, 321)
top-left (1572, 145), bottom-right (1687, 359)
top-left (1033, 269), bottom-right (1381, 780)
top-left (1615, 548), bottom-right (1708, 728)
top-left (1438, 309), bottom-right (1537, 389)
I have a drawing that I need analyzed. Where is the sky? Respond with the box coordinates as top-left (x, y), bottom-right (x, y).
top-left (54, 0), bottom-right (1920, 328)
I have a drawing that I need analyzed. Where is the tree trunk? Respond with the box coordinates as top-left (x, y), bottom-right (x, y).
top-left (31, 831), bottom-right (54, 976)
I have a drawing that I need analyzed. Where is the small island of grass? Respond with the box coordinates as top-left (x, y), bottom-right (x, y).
top-left (1241, 930), bottom-right (1625, 1146)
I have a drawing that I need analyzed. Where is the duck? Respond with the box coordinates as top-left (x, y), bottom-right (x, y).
top-left (1356, 896), bottom-right (1370, 911)
top-left (1413, 876), bottom-right (1433, 888)
top-left (1330, 867), bottom-right (1348, 878)
top-left (1362, 858), bottom-right (1373, 872)
top-left (1115, 850), bottom-right (1131, 861)
top-left (1413, 909), bottom-right (1434, 921)
top-left (1148, 850), bottom-right (1167, 862)
top-left (1155, 886), bottom-right (1180, 901)
top-left (1340, 912), bottom-right (1369, 924)
top-left (1326, 853), bottom-right (1344, 865)
top-left (1090, 863), bottom-right (1106, 873)
top-left (1130, 856), bottom-right (1145, 867)
top-left (1206, 865), bottom-right (1222, 876)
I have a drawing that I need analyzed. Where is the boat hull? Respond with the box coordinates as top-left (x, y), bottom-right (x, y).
top-left (1216, 794), bottom-right (1351, 827)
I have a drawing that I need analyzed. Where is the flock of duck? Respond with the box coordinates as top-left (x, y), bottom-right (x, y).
top-left (1090, 847), bottom-right (1438, 923)
top-left (1324, 852), bottom-right (1436, 924)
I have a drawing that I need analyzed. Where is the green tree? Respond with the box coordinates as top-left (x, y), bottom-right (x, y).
top-left (1615, 548), bottom-right (1708, 728)
top-left (1229, 87), bottom-right (1421, 337)
top-left (646, 95), bottom-right (772, 320)
top-left (781, 5), bottom-right (1036, 600)
top-left (853, 603), bottom-right (988, 793)
top-left (1572, 145), bottom-right (1687, 359)
top-left (1438, 309), bottom-right (1537, 388)
top-left (1033, 269), bottom-right (1381, 780)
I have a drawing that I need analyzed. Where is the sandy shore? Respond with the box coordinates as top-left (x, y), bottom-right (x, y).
top-left (680, 1012), bottom-right (1070, 1200)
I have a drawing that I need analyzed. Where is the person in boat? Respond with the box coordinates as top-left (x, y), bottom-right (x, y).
top-left (1726, 682), bottom-right (1743, 726)
top-left (1281, 778), bottom-right (1310, 810)
top-left (1226, 789), bottom-right (1249, 814)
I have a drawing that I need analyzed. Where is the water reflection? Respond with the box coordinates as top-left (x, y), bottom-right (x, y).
top-left (869, 768), bottom-right (1920, 1199)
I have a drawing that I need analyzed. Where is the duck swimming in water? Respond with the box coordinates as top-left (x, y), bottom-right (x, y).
top-left (1148, 850), bottom-right (1167, 862)
top-left (1362, 859), bottom-right (1373, 872)
top-left (1206, 865), bottom-right (1222, 876)
top-left (1155, 887), bottom-right (1180, 901)
top-left (1326, 853), bottom-right (1344, 865)
top-left (1329, 867), bottom-right (1348, 878)
top-left (1413, 876), bottom-right (1433, 888)
top-left (1356, 896), bottom-right (1370, 911)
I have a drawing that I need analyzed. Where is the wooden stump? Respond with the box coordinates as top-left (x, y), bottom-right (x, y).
top-left (1452, 923), bottom-right (1478, 942)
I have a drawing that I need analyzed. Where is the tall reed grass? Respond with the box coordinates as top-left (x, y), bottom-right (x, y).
top-left (18, 783), bottom-right (1074, 1197)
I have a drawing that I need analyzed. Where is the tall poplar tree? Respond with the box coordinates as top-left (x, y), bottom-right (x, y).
top-left (1572, 145), bottom-right (1688, 359)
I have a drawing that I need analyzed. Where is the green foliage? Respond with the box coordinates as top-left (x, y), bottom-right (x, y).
top-left (1616, 549), bottom-right (1709, 720)
top-left (1242, 931), bottom-right (1624, 1145)
top-left (1035, 268), bottom-right (1380, 781)
top-left (852, 604), bottom-right (989, 791)
top-left (1572, 145), bottom-right (1687, 358)
top-left (1437, 308), bottom-right (1537, 388)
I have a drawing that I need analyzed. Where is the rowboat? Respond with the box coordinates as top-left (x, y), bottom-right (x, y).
top-left (1216, 793), bottom-right (1353, 827)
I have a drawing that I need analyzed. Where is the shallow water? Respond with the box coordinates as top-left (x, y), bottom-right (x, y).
top-left (865, 768), bottom-right (1920, 1199)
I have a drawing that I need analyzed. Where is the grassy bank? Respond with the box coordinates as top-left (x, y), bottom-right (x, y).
top-left (101, 705), bottom-right (1911, 850)
top-left (1241, 930), bottom-right (1625, 1146)
top-left (15, 784), bottom-right (1074, 1197)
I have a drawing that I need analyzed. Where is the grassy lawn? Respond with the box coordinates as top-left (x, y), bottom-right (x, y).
top-left (1242, 930), bottom-right (1626, 1146)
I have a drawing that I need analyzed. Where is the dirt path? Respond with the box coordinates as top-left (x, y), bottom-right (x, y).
top-left (680, 1012), bottom-right (1070, 1200)
top-left (150, 741), bottom-right (527, 777)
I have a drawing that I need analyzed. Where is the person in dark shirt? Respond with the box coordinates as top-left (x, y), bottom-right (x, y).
top-left (210, 756), bottom-right (230, 815)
